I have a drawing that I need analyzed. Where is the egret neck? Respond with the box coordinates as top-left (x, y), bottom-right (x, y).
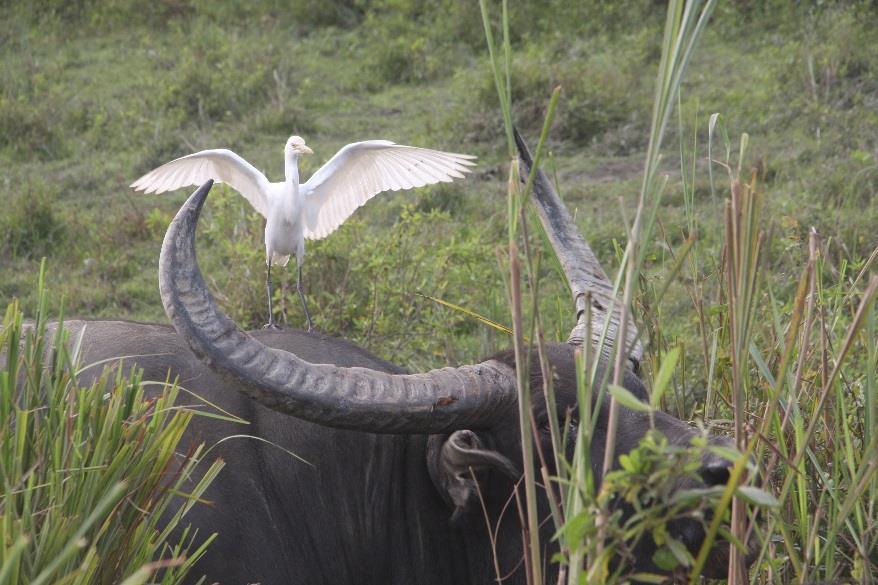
top-left (265, 141), bottom-right (313, 331)
top-left (285, 148), bottom-right (301, 187)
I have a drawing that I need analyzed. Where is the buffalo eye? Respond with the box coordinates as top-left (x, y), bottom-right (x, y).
top-left (538, 419), bottom-right (552, 434)
top-left (537, 417), bottom-right (579, 436)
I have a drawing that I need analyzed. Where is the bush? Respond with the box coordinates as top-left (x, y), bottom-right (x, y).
top-left (0, 181), bottom-right (66, 259)
top-left (0, 96), bottom-right (66, 161)
top-left (305, 204), bottom-right (502, 368)
top-left (197, 187), bottom-right (512, 369)
top-left (0, 273), bottom-right (223, 582)
top-left (562, 430), bottom-right (728, 580)
top-left (448, 36), bottom-right (653, 150)
top-left (14, 0), bottom-right (359, 32)
top-left (157, 23), bottom-right (274, 125)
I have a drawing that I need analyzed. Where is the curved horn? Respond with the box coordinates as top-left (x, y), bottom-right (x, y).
top-left (513, 128), bottom-right (642, 370)
top-left (159, 181), bottom-right (517, 434)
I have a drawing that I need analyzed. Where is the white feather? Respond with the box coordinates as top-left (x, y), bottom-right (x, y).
top-left (131, 149), bottom-right (272, 217)
top-left (301, 141), bottom-right (476, 240)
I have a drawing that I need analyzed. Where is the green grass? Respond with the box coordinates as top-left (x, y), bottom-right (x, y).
top-left (0, 266), bottom-right (223, 583)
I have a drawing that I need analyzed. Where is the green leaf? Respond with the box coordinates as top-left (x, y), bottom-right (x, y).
top-left (670, 486), bottom-right (724, 506)
top-left (118, 566), bottom-right (153, 585)
top-left (707, 445), bottom-right (744, 464)
top-left (652, 546), bottom-right (680, 571)
top-left (651, 346), bottom-right (680, 408)
top-left (629, 573), bottom-right (669, 584)
top-left (749, 341), bottom-right (775, 387)
top-left (559, 512), bottom-right (590, 549)
top-left (736, 485), bottom-right (780, 508)
top-left (417, 293), bottom-right (514, 336)
top-left (667, 537), bottom-right (694, 567)
top-left (608, 384), bottom-right (652, 412)
top-left (652, 523), bottom-right (668, 546)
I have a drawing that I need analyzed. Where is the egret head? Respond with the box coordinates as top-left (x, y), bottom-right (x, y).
top-left (286, 135), bottom-right (313, 156)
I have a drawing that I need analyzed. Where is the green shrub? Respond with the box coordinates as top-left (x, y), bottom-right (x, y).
top-left (0, 272), bottom-right (223, 582)
top-left (157, 24), bottom-right (274, 124)
top-left (0, 182), bottom-right (66, 259)
top-left (358, 9), bottom-right (470, 85)
top-left (0, 96), bottom-right (65, 161)
top-left (305, 204), bottom-right (502, 368)
top-left (561, 430), bottom-right (729, 580)
top-left (196, 186), bottom-right (517, 369)
top-left (447, 36), bottom-right (653, 150)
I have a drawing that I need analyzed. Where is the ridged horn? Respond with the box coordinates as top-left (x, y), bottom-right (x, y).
top-left (513, 128), bottom-right (642, 370)
top-left (159, 180), bottom-right (518, 434)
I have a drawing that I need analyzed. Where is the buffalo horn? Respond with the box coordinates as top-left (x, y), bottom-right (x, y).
top-left (513, 128), bottom-right (642, 370)
top-left (159, 181), bottom-right (518, 434)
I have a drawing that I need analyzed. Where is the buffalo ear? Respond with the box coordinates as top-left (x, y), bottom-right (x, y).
top-left (427, 430), bottom-right (520, 524)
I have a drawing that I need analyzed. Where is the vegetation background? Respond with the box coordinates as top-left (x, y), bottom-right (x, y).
top-left (1, 0), bottom-right (874, 371)
top-left (2, 1), bottom-right (878, 581)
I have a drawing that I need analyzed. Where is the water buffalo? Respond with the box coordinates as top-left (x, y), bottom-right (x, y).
top-left (51, 134), bottom-right (740, 583)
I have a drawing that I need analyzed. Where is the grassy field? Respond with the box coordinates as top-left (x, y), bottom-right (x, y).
top-left (2, 1), bottom-right (874, 371)
top-left (3, 1), bottom-right (878, 582)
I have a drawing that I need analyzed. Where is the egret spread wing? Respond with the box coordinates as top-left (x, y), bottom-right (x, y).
top-left (301, 141), bottom-right (476, 240)
top-left (131, 149), bottom-right (272, 217)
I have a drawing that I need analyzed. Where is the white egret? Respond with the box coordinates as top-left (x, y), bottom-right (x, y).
top-left (131, 136), bottom-right (476, 330)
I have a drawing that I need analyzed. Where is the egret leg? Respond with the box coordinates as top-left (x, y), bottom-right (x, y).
top-left (264, 263), bottom-right (280, 330)
top-left (296, 264), bottom-right (314, 333)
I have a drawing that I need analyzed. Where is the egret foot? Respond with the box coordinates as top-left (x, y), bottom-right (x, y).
top-left (296, 265), bottom-right (315, 333)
